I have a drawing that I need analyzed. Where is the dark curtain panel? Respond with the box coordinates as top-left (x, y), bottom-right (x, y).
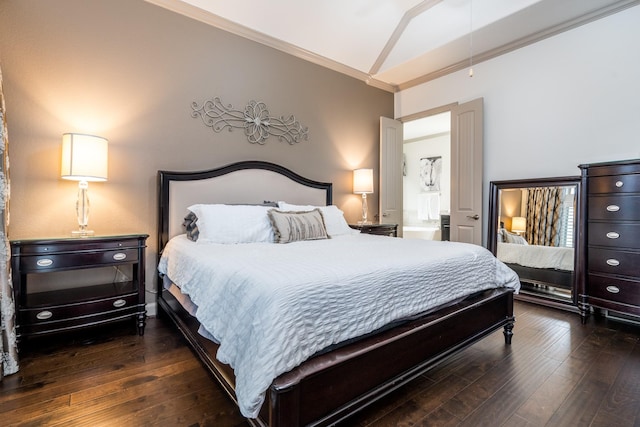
top-left (525, 187), bottom-right (562, 246)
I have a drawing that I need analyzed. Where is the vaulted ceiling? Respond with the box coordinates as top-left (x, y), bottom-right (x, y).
top-left (148, 0), bottom-right (639, 92)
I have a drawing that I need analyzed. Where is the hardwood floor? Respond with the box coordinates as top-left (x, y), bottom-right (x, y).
top-left (2, 301), bottom-right (639, 426)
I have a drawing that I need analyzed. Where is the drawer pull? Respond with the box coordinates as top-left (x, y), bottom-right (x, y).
top-left (113, 252), bottom-right (127, 261)
top-left (606, 232), bottom-right (619, 239)
top-left (113, 299), bottom-right (127, 308)
top-left (606, 285), bottom-right (620, 294)
top-left (36, 310), bottom-right (53, 320)
top-left (615, 180), bottom-right (624, 188)
top-left (36, 258), bottom-right (53, 267)
top-left (606, 259), bottom-right (620, 266)
top-left (606, 205), bottom-right (620, 212)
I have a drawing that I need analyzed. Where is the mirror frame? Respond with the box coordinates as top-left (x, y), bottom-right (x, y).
top-left (488, 176), bottom-right (582, 308)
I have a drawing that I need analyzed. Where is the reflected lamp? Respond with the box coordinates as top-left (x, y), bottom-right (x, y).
top-left (61, 133), bottom-right (108, 235)
top-left (353, 168), bottom-right (374, 225)
top-left (511, 216), bottom-right (526, 235)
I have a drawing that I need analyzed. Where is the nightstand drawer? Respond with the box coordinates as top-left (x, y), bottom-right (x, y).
top-left (15, 237), bottom-right (143, 255)
top-left (587, 222), bottom-right (640, 249)
top-left (587, 195), bottom-right (640, 221)
top-left (587, 248), bottom-right (640, 277)
top-left (20, 293), bottom-right (140, 325)
top-left (349, 223), bottom-right (398, 237)
top-left (587, 173), bottom-right (640, 194)
top-left (587, 274), bottom-right (640, 306)
top-left (19, 248), bottom-right (139, 272)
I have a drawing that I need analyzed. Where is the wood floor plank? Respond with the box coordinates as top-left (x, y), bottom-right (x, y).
top-left (0, 340), bottom-right (195, 413)
top-left (1, 302), bottom-right (639, 427)
top-left (546, 350), bottom-right (629, 426)
top-left (588, 338), bottom-right (640, 427)
top-left (367, 373), bottom-right (471, 426)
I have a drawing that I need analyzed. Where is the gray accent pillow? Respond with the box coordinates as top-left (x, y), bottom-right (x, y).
top-left (183, 211), bottom-right (200, 242)
top-left (268, 209), bottom-right (328, 243)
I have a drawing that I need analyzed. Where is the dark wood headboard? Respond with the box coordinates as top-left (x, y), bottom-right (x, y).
top-left (157, 160), bottom-right (332, 253)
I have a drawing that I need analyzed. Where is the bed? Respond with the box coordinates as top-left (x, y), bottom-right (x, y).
top-left (496, 241), bottom-right (574, 290)
top-left (156, 160), bottom-right (519, 427)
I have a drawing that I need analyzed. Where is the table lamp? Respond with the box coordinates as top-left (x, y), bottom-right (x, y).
top-left (60, 133), bottom-right (108, 235)
top-left (353, 168), bottom-right (374, 225)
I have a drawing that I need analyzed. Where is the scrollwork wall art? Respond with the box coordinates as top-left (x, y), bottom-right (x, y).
top-left (191, 97), bottom-right (308, 145)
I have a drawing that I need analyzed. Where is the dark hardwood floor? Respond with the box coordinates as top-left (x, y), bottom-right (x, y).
top-left (2, 301), bottom-right (639, 426)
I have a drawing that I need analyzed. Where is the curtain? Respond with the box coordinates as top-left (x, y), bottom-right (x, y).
top-left (525, 187), bottom-right (562, 246)
top-left (0, 67), bottom-right (18, 380)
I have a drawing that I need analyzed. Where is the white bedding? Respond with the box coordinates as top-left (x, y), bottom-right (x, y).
top-left (497, 241), bottom-right (574, 271)
top-left (158, 234), bottom-right (520, 418)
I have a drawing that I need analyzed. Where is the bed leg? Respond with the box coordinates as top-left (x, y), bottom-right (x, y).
top-left (137, 311), bottom-right (147, 336)
top-left (503, 317), bottom-right (515, 345)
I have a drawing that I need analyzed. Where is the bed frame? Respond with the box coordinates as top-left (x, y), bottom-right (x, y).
top-left (157, 160), bottom-right (515, 427)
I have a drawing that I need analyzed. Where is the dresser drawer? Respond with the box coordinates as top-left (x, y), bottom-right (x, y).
top-left (20, 293), bottom-right (140, 325)
top-left (588, 173), bottom-right (640, 194)
top-left (588, 195), bottom-right (640, 221)
top-left (587, 248), bottom-right (640, 277)
top-left (587, 274), bottom-right (640, 306)
top-left (587, 222), bottom-right (640, 249)
top-left (19, 248), bottom-right (139, 272)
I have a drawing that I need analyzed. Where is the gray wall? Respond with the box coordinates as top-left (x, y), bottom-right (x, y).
top-left (0, 0), bottom-right (393, 305)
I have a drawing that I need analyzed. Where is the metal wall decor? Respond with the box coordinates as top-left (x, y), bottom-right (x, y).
top-left (191, 97), bottom-right (308, 145)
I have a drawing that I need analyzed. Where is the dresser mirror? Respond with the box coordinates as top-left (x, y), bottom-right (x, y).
top-left (488, 176), bottom-right (581, 310)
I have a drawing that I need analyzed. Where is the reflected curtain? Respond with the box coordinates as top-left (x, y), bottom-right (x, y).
top-left (525, 187), bottom-right (562, 246)
top-left (0, 67), bottom-right (18, 380)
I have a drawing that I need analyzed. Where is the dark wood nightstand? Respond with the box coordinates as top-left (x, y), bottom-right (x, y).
top-left (10, 234), bottom-right (148, 345)
top-left (349, 223), bottom-right (398, 237)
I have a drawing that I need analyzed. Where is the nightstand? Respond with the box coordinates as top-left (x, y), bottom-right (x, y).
top-left (10, 234), bottom-right (148, 345)
top-left (349, 223), bottom-right (398, 237)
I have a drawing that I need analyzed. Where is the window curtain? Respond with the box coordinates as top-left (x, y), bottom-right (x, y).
top-left (525, 187), bottom-right (562, 246)
top-left (0, 67), bottom-right (18, 380)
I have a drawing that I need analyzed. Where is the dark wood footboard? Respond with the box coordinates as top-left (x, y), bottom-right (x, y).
top-left (158, 287), bottom-right (514, 427)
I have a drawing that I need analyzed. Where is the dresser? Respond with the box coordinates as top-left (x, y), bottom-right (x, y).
top-left (578, 159), bottom-right (640, 323)
top-left (10, 234), bottom-right (148, 345)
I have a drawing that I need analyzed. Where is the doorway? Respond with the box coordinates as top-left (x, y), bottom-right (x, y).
top-left (402, 112), bottom-right (451, 241)
top-left (380, 98), bottom-right (483, 245)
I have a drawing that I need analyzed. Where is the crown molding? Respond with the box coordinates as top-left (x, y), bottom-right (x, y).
top-left (144, 0), bottom-right (396, 93)
top-left (146, 0), bottom-right (639, 94)
top-left (396, 0), bottom-right (640, 91)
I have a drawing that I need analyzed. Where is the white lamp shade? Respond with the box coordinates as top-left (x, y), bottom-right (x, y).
top-left (511, 216), bottom-right (526, 233)
top-left (61, 133), bottom-right (108, 182)
top-left (353, 168), bottom-right (374, 194)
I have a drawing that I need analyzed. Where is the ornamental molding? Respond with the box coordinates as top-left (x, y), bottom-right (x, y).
top-left (191, 97), bottom-right (308, 145)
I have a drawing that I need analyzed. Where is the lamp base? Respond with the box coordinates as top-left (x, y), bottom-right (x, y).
top-left (72, 229), bottom-right (94, 237)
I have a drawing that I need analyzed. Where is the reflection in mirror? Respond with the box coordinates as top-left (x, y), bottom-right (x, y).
top-left (488, 177), bottom-right (581, 310)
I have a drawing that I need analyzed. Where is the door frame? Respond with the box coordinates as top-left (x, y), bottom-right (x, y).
top-left (390, 99), bottom-right (483, 245)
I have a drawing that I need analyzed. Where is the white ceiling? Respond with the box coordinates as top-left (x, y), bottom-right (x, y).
top-left (147, 0), bottom-right (638, 92)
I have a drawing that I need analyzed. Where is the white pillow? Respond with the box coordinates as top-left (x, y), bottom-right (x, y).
top-left (504, 232), bottom-right (528, 245)
top-left (187, 204), bottom-right (274, 244)
top-left (277, 202), bottom-right (359, 237)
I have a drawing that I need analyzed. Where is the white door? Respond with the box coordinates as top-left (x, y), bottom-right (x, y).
top-left (379, 117), bottom-right (403, 234)
top-left (450, 98), bottom-right (483, 245)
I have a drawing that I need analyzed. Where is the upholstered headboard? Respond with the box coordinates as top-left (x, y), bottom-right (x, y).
top-left (157, 160), bottom-right (332, 252)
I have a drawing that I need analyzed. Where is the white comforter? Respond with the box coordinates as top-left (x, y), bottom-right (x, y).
top-left (158, 234), bottom-right (519, 418)
top-left (497, 241), bottom-right (574, 271)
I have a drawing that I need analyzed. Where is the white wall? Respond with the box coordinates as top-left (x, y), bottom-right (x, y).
top-left (395, 5), bottom-right (640, 242)
top-left (396, 5), bottom-right (640, 178)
